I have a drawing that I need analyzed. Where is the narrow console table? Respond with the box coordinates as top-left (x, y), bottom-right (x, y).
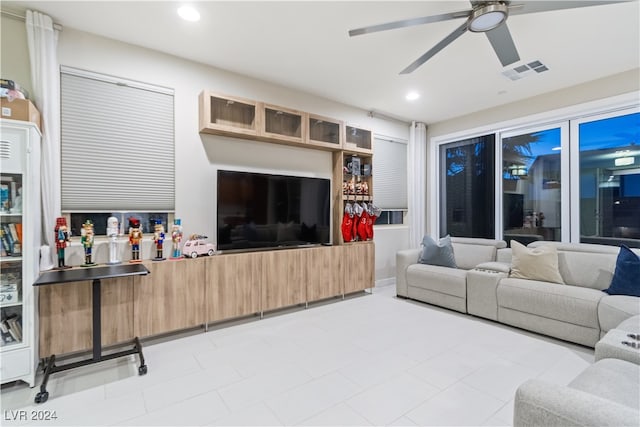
top-left (32, 264), bottom-right (150, 403)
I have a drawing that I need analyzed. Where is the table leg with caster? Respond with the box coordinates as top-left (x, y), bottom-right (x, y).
top-left (135, 337), bottom-right (147, 375)
top-left (34, 355), bottom-right (55, 404)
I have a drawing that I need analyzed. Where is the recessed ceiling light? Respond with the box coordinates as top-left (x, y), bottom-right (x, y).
top-left (405, 92), bottom-right (420, 101)
top-left (178, 5), bottom-right (200, 22)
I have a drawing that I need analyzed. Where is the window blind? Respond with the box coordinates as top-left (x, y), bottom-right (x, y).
top-left (60, 68), bottom-right (175, 211)
top-left (373, 137), bottom-right (408, 210)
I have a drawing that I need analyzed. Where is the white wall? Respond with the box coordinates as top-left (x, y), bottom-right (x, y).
top-left (0, 16), bottom-right (33, 96)
top-left (373, 225), bottom-right (409, 284)
top-left (2, 19), bottom-right (411, 280)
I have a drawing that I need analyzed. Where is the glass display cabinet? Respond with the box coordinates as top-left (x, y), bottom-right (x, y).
top-left (0, 119), bottom-right (41, 386)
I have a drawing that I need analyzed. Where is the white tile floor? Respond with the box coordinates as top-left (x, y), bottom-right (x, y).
top-left (1, 283), bottom-right (594, 426)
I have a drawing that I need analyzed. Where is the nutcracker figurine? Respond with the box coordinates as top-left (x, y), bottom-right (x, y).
top-left (128, 217), bottom-right (143, 262)
top-left (54, 217), bottom-right (71, 269)
top-left (153, 220), bottom-right (165, 261)
top-left (107, 216), bottom-right (121, 265)
top-left (171, 218), bottom-right (183, 259)
top-left (81, 220), bottom-right (96, 266)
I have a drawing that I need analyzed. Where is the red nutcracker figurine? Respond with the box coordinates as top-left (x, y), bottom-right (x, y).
top-left (54, 217), bottom-right (71, 269)
top-left (128, 217), bottom-right (143, 262)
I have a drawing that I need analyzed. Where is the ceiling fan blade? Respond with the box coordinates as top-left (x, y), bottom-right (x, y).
top-left (485, 22), bottom-right (520, 67)
top-left (400, 21), bottom-right (468, 74)
top-left (349, 10), bottom-right (470, 37)
top-left (508, 0), bottom-right (630, 17)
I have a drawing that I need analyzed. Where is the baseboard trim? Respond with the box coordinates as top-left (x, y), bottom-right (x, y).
top-left (375, 278), bottom-right (395, 288)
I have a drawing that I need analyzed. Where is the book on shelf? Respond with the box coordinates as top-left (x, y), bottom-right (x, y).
top-left (0, 314), bottom-right (22, 343)
top-left (6, 315), bottom-right (22, 342)
top-left (8, 223), bottom-right (19, 243)
top-left (15, 223), bottom-right (22, 243)
top-left (0, 227), bottom-right (13, 255)
top-left (3, 224), bottom-right (20, 255)
top-left (0, 184), bottom-right (8, 212)
top-left (0, 316), bottom-right (20, 345)
top-left (1, 224), bottom-right (18, 255)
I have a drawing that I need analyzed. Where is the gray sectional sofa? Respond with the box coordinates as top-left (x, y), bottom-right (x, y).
top-left (396, 239), bottom-right (640, 348)
top-left (397, 237), bottom-right (640, 426)
top-left (395, 237), bottom-right (507, 313)
top-left (513, 314), bottom-right (640, 426)
top-left (513, 357), bottom-right (639, 427)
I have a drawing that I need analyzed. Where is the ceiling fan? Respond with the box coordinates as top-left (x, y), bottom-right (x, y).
top-left (348, 1), bottom-right (627, 74)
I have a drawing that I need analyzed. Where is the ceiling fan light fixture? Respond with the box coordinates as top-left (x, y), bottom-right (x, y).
top-left (468, 3), bottom-right (508, 32)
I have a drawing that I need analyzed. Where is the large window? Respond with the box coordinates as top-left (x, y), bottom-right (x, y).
top-left (440, 135), bottom-right (495, 238)
top-left (373, 137), bottom-right (407, 225)
top-left (437, 105), bottom-right (639, 248)
top-left (60, 67), bottom-right (175, 235)
top-left (574, 111), bottom-right (640, 246)
top-left (502, 125), bottom-right (565, 246)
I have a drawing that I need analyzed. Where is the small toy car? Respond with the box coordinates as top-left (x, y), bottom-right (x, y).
top-left (182, 234), bottom-right (216, 258)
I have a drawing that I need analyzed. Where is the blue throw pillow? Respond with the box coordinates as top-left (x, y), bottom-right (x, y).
top-left (604, 245), bottom-right (640, 297)
top-left (418, 235), bottom-right (457, 268)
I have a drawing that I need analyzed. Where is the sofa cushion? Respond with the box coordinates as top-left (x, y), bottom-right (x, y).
top-left (617, 314), bottom-right (640, 333)
top-left (569, 358), bottom-right (640, 411)
top-left (529, 242), bottom-right (620, 289)
top-left (509, 240), bottom-right (564, 284)
top-left (598, 295), bottom-right (640, 332)
top-left (557, 251), bottom-right (617, 290)
top-left (417, 235), bottom-right (456, 268)
top-left (595, 328), bottom-right (640, 365)
top-left (605, 245), bottom-right (640, 297)
top-left (406, 264), bottom-right (467, 298)
top-left (498, 278), bottom-right (604, 328)
top-left (451, 244), bottom-right (496, 270)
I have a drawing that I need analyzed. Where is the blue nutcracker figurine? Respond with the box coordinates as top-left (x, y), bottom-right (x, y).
top-left (170, 218), bottom-right (183, 259)
top-left (153, 220), bottom-right (165, 261)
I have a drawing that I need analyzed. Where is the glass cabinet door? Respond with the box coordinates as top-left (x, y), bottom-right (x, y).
top-left (0, 171), bottom-right (24, 348)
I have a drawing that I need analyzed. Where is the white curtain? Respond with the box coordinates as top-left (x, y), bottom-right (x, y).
top-left (408, 121), bottom-right (427, 248)
top-left (26, 10), bottom-right (60, 270)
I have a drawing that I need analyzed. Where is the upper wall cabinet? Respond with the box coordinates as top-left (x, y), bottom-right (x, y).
top-left (307, 114), bottom-right (343, 151)
top-left (199, 90), bottom-right (350, 153)
top-left (260, 104), bottom-right (306, 145)
top-left (199, 91), bottom-right (260, 138)
top-left (344, 125), bottom-right (372, 155)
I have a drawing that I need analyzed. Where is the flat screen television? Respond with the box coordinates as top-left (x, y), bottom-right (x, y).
top-left (217, 170), bottom-right (331, 251)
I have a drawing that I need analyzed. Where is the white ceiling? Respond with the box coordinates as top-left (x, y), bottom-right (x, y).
top-left (4, 1), bottom-right (640, 123)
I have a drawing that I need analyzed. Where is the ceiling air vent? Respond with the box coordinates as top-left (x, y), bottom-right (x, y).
top-left (501, 60), bottom-right (549, 81)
